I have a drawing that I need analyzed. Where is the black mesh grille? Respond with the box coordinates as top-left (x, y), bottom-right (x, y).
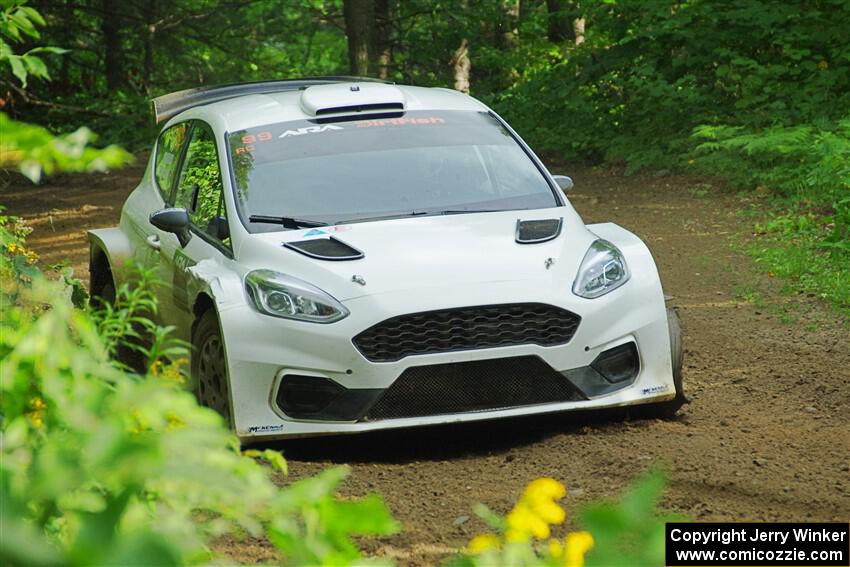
top-left (353, 303), bottom-right (580, 362)
top-left (364, 356), bottom-right (584, 420)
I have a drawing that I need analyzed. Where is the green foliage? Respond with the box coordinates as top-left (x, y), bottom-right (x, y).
top-left (0, 112), bottom-right (134, 182)
top-left (175, 133), bottom-right (225, 233)
top-left (0, 0), bottom-right (66, 87)
top-left (0, 208), bottom-right (88, 308)
top-left (448, 477), bottom-right (594, 567)
top-left (2, 278), bottom-right (269, 566)
top-left (0, 1), bottom-right (132, 182)
top-left (692, 118), bottom-right (850, 200)
top-left (0, 243), bottom-right (398, 566)
top-left (579, 470), bottom-right (679, 567)
top-left (692, 117), bottom-right (850, 313)
top-left (268, 466), bottom-right (399, 565)
top-left (0, 206), bottom-right (39, 285)
top-left (451, 472), bottom-right (678, 567)
top-left (89, 263), bottom-right (188, 373)
top-left (747, 202), bottom-right (850, 315)
top-left (497, 0), bottom-right (850, 170)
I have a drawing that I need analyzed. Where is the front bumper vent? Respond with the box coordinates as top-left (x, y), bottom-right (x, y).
top-left (363, 355), bottom-right (585, 421)
top-left (353, 303), bottom-right (581, 362)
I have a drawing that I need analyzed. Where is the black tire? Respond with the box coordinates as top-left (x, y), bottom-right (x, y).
top-left (192, 309), bottom-right (233, 426)
top-left (89, 274), bottom-right (115, 309)
top-left (635, 307), bottom-right (686, 419)
top-left (90, 272), bottom-right (147, 373)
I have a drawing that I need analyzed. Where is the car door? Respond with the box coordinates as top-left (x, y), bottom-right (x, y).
top-left (155, 120), bottom-right (233, 341)
top-left (122, 120), bottom-right (190, 305)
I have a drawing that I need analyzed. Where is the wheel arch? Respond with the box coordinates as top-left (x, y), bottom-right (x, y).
top-left (191, 291), bottom-right (216, 339)
top-left (184, 259), bottom-right (245, 331)
top-left (88, 227), bottom-right (132, 293)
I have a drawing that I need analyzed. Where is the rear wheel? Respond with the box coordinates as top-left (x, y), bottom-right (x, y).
top-left (635, 307), bottom-right (686, 419)
top-left (89, 271), bottom-right (115, 309)
top-left (192, 309), bottom-right (232, 426)
top-left (89, 269), bottom-right (147, 373)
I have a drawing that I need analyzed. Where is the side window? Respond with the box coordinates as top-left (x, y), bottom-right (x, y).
top-left (155, 122), bottom-right (189, 203)
top-left (173, 123), bottom-right (229, 248)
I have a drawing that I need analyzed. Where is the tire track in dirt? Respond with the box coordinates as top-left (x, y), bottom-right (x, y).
top-left (4, 162), bottom-right (848, 566)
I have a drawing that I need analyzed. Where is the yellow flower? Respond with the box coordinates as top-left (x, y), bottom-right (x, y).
top-left (166, 412), bottom-right (186, 430)
top-left (526, 478), bottom-right (567, 501)
top-left (505, 478), bottom-right (567, 541)
top-left (6, 242), bottom-right (19, 254)
top-left (506, 502), bottom-right (551, 541)
top-left (549, 537), bottom-right (565, 558)
top-left (151, 358), bottom-right (187, 385)
top-left (564, 531), bottom-right (594, 567)
top-left (27, 397), bottom-right (47, 429)
top-left (818, 60), bottom-right (829, 70)
top-left (25, 251), bottom-right (38, 264)
top-left (533, 498), bottom-right (566, 525)
top-left (467, 533), bottom-right (500, 554)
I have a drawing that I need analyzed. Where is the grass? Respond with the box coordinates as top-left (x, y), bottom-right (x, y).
top-left (687, 183), bottom-right (713, 198)
top-left (742, 197), bottom-right (850, 320)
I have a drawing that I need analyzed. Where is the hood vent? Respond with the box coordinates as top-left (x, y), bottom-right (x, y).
top-left (516, 218), bottom-right (563, 244)
top-left (300, 83), bottom-right (406, 117)
top-left (284, 237), bottom-right (364, 261)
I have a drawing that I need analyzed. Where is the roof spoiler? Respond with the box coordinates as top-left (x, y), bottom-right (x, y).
top-left (151, 76), bottom-right (392, 125)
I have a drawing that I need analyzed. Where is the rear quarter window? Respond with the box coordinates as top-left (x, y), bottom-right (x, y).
top-left (154, 122), bottom-right (189, 203)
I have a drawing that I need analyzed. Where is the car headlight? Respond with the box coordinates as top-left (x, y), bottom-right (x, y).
top-left (572, 239), bottom-right (630, 298)
top-left (245, 270), bottom-right (349, 323)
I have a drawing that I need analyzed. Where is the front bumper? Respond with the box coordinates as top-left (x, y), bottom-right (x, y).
top-left (220, 269), bottom-right (676, 441)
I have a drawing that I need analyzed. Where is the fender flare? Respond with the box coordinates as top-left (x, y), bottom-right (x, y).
top-left (87, 227), bottom-right (133, 290)
top-left (185, 259), bottom-right (245, 335)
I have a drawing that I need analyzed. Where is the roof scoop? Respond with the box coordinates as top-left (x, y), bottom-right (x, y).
top-left (516, 218), bottom-right (563, 244)
top-left (299, 82), bottom-right (406, 117)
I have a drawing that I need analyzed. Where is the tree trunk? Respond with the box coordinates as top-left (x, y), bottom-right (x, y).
top-left (343, 0), bottom-right (374, 76)
top-left (501, 0), bottom-right (520, 49)
top-left (57, 0), bottom-right (74, 94)
top-left (573, 16), bottom-right (585, 46)
top-left (374, 0), bottom-right (392, 79)
top-left (142, 0), bottom-right (157, 92)
top-left (546, 0), bottom-right (575, 43)
top-left (452, 38), bottom-right (471, 94)
top-left (101, 0), bottom-right (124, 91)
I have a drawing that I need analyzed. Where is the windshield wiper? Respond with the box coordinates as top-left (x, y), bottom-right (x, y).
top-left (438, 208), bottom-right (508, 215)
top-left (249, 215), bottom-right (329, 229)
top-left (334, 210), bottom-right (430, 224)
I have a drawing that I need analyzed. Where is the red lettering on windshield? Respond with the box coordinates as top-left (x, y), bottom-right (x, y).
top-left (356, 117), bottom-right (445, 128)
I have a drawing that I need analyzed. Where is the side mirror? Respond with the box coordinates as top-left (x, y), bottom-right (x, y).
top-left (552, 175), bottom-right (574, 193)
top-left (150, 208), bottom-right (192, 247)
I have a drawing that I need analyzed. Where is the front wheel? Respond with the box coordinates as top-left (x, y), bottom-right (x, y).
top-left (635, 307), bottom-right (686, 419)
top-left (192, 309), bottom-right (233, 426)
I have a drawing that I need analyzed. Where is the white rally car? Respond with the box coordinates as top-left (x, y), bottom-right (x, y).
top-left (88, 77), bottom-right (684, 442)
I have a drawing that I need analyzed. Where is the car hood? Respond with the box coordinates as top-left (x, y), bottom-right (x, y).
top-left (239, 207), bottom-right (596, 301)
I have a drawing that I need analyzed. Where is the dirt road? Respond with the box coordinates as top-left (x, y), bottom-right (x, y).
top-left (4, 160), bottom-right (848, 565)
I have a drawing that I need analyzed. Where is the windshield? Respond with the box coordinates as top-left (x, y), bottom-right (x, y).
top-left (227, 110), bottom-right (559, 231)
